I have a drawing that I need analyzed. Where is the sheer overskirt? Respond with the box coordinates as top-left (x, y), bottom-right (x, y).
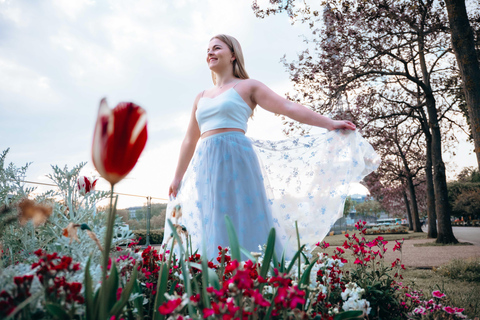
top-left (163, 130), bottom-right (380, 259)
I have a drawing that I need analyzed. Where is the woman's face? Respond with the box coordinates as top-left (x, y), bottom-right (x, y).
top-left (206, 38), bottom-right (234, 71)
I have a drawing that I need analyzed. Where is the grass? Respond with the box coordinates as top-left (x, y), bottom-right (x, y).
top-left (414, 241), bottom-right (473, 247)
top-left (403, 266), bottom-right (480, 319)
top-left (434, 257), bottom-right (480, 282)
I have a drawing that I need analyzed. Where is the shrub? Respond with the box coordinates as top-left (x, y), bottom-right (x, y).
top-left (365, 225), bottom-right (408, 235)
top-left (131, 229), bottom-right (164, 245)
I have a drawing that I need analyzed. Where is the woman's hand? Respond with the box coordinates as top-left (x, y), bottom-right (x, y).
top-left (331, 120), bottom-right (356, 131)
top-left (169, 178), bottom-right (182, 198)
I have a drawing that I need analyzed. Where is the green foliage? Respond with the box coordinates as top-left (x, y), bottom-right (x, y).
top-left (448, 181), bottom-right (480, 218)
top-left (0, 149), bottom-right (34, 206)
top-left (132, 229), bottom-right (164, 244)
top-left (456, 166), bottom-right (480, 183)
top-left (452, 189), bottom-right (480, 217)
top-left (435, 258), bottom-right (480, 282)
top-left (343, 196), bottom-right (353, 216)
top-left (0, 156), bottom-right (134, 271)
top-left (134, 203), bottom-right (167, 220)
top-left (354, 200), bottom-right (383, 217)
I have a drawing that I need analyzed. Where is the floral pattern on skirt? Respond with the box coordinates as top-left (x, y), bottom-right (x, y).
top-left (163, 130), bottom-right (380, 260)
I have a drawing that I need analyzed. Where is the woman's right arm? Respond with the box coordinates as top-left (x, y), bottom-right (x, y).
top-left (169, 93), bottom-right (202, 198)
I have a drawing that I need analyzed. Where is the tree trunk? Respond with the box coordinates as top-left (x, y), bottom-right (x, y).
top-left (403, 190), bottom-right (413, 231)
top-left (418, 31), bottom-right (458, 244)
top-left (406, 174), bottom-right (422, 232)
top-left (425, 94), bottom-right (458, 243)
top-left (445, 0), bottom-right (480, 170)
top-left (425, 130), bottom-right (438, 238)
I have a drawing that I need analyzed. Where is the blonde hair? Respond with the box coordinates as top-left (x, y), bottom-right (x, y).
top-left (210, 34), bottom-right (249, 84)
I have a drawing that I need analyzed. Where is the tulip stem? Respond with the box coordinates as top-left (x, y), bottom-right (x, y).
top-left (101, 184), bottom-right (116, 317)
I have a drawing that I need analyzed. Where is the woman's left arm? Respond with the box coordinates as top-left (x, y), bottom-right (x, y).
top-left (250, 80), bottom-right (356, 131)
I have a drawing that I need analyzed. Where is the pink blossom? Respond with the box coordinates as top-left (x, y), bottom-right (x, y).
top-left (145, 282), bottom-right (154, 289)
top-left (432, 290), bottom-right (445, 298)
top-left (443, 306), bottom-right (455, 314)
top-left (158, 298), bottom-right (182, 315)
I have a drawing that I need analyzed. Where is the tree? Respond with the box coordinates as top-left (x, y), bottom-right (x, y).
top-left (343, 195), bottom-right (354, 216)
top-left (354, 199), bottom-right (383, 217)
top-left (453, 189), bottom-right (480, 218)
top-left (252, 0), bottom-right (459, 243)
top-left (444, 0), bottom-right (480, 169)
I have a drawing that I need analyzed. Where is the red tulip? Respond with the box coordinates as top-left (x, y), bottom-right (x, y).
top-left (77, 176), bottom-right (98, 196)
top-left (92, 98), bottom-right (147, 186)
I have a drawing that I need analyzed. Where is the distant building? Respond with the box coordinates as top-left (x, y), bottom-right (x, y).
top-left (128, 206), bottom-right (142, 219)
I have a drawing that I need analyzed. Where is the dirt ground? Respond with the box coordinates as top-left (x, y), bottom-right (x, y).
top-left (382, 238), bottom-right (480, 268)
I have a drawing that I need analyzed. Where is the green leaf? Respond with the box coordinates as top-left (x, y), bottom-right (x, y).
top-left (84, 256), bottom-right (94, 320)
top-left (262, 287), bottom-right (278, 320)
top-left (46, 303), bottom-right (69, 319)
top-left (132, 280), bottom-right (145, 320)
top-left (272, 248), bottom-right (279, 275)
top-left (180, 259), bottom-right (196, 317)
top-left (240, 247), bottom-right (257, 264)
top-left (110, 265), bottom-right (138, 316)
top-left (106, 262), bottom-right (120, 313)
top-left (224, 215), bottom-right (241, 262)
top-left (260, 228), bottom-right (276, 281)
top-left (299, 256), bottom-right (320, 287)
top-left (286, 245), bottom-right (305, 274)
top-left (153, 263), bottom-right (170, 320)
top-left (201, 236), bottom-right (212, 309)
top-left (189, 262), bottom-right (220, 290)
top-left (279, 248), bottom-right (286, 273)
top-left (334, 310), bottom-right (364, 320)
top-left (5, 292), bottom-right (42, 320)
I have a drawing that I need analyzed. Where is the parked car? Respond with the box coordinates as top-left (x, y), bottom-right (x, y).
top-left (376, 218), bottom-right (401, 226)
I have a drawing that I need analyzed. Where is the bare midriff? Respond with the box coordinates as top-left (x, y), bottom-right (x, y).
top-left (201, 128), bottom-right (245, 139)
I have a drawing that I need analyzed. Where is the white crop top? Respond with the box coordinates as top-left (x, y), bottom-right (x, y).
top-left (195, 87), bottom-right (253, 135)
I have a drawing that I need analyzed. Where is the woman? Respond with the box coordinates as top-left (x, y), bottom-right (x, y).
top-left (164, 34), bottom-right (379, 259)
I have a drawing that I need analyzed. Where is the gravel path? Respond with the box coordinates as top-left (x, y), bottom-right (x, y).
top-left (382, 238), bottom-right (480, 268)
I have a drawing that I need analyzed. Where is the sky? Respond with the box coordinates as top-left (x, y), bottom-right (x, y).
top-left (0, 0), bottom-right (477, 209)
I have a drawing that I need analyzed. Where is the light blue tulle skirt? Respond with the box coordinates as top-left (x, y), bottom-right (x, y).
top-left (163, 130), bottom-right (380, 260)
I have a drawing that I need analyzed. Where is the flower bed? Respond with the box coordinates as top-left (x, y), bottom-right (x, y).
top-left (365, 225), bottom-right (409, 235)
top-left (0, 220), bottom-right (470, 320)
top-left (131, 229), bottom-right (164, 245)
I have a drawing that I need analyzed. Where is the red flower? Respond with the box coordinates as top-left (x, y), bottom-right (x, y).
top-left (158, 298), bottom-right (182, 315)
top-left (77, 176), bottom-right (98, 196)
top-left (251, 289), bottom-right (270, 307)
top-left (353, 258), bottom-right (363, 265)
top-left (92, 99), bottom-right (148, 185)
top-left (232, 269), bottom-right (254, 290)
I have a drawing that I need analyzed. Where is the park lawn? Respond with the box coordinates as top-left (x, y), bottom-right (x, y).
top-left (309, 231), bottom-right (479, 319)
top-left (403, 267), bottom-right (480, 319)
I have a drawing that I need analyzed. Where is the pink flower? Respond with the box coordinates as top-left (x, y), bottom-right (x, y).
top-left (92, 98), bottom-right (148, 186)
top-left (232, 269), bottom-right (253, 290)
top-left (203, 308), bottom-right (215, 318)
top-left (443, 306), bottom-right (455, 314)
top-left (454, 307), bottom-right (465, 313)
top-left (432, 290), bottom-right (445, 298)
top-left (145, 282), bottom-right (154, 289)
top-left (354, 258), bottom-right (363, 265)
